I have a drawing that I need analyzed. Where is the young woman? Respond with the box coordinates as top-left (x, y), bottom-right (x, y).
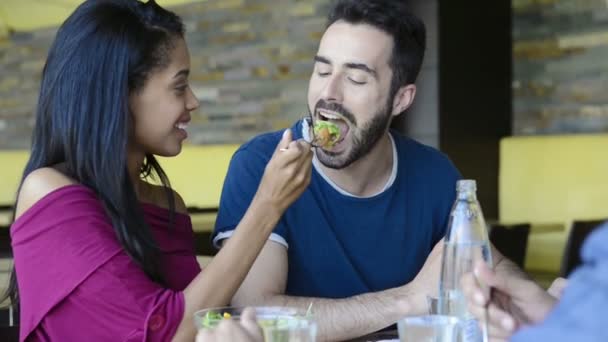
top-left (4, 0), bottom-right (312, 341)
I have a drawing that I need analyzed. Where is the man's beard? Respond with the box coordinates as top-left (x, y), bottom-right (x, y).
top-left (312, 101), bottom-right (392, 170)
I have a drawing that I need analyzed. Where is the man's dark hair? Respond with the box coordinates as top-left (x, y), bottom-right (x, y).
top-left (327, 0), bottom-right (426, 100)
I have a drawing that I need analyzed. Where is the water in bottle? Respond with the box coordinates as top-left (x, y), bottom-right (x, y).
top-left (438, 180), bottom-right (492, 342)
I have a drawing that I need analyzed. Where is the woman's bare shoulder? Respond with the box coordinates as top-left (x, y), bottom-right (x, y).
top-left (16, 167), bottom-right (78, 219)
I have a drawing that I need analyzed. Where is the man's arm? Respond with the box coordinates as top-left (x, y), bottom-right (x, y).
top-left (229, 240), bottom-right (443, 341)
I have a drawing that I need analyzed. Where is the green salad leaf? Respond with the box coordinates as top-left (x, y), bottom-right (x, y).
top-left (313, 121), bottom-right (340, 147)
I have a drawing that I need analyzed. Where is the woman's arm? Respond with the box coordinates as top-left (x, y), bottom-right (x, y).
top-left (173, 131), bottom-right (312, 341)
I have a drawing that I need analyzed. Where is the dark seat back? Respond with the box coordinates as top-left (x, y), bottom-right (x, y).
top-left (0, 226), bottom-right (11, 258)
top-left (489, 223), bottom-right (530, 268)
top-left (0, 306), bottom-right (18, 342)
top-left (560, 219), bottom-right (605, 277)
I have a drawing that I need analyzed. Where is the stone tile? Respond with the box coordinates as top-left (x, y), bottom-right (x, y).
top-left (223, 67), bottom-right (252, 81)
top-left (193, 87), bottom-right (220, 102)
top-left (222, 22), bottom-right (251, 33)
top-left (289, 3), bottom-right (316, 17)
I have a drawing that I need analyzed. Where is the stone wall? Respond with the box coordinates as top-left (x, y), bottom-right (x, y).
top-left (0, 0), bottom-right (331, 149)
top-left (7, 0), bottom-right (604, 147)
top-left (513, 0), bottom-right (608, 135)
top-left (0, 28), bottom-right (53, 149)
top-left (0, 0), bottom-right (442, 149)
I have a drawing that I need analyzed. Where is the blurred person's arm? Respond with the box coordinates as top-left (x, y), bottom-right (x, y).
top-left (509, 223), bottom-right (608, 342)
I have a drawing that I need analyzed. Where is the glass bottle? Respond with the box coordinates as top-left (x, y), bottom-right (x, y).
top-left (438, 180), bottom-right (492, 342)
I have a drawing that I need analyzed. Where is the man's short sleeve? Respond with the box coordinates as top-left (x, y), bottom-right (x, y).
top-left (212, 146), bottom-right (289, 249)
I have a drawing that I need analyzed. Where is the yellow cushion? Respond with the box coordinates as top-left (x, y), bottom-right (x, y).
top-left (0, 150), bottom-right (29, 206)
top-left (155, 144), bottom-right (239, 209)
top-left (499, 134), bottom-right (608, 273)
top-left (499, 134), bottom-right (608, 225)
top-left (0, 145), bottom-right (239, 212)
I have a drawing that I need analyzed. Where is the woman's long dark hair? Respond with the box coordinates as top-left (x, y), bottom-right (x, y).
top-left (3, 0), bottom-right (185, 308)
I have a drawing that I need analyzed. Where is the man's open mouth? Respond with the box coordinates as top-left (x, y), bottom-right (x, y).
top-left (316, 110), bottom-right (350, 145)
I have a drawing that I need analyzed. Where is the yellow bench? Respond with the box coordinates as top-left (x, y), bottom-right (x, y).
top-left (499, 134), bottom-right (608, 273)
top-left (0, 145), bottom-right (239, 231)
top-left (156, 144), bottom-right (239, 232)
top-left (155, 144), bottom-right (238, 210)
top-left (0, 150), bottom-right (29, 209)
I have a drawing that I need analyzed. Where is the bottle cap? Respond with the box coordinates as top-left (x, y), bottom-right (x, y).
top-left (457, 179), bottom-right (477, 193)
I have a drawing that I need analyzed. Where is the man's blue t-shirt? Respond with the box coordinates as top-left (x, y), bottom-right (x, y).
top-left (213, 119), bottom-right (461, 298)
top-left (511, 222), bottom-right (608, 342)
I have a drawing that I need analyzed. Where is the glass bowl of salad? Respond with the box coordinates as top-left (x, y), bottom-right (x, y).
top-left (194, 306), bottom-right (316, 342)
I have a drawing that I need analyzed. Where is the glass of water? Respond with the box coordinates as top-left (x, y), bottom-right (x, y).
top-left (398, 315), bottom-right (461, 342)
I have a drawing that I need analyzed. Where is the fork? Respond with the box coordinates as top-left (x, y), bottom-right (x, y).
top-left (280, 115), bottom-right (322, 151)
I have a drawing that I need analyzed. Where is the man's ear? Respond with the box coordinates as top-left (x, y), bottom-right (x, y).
top-left (391, 84), bottom-right (417, 116)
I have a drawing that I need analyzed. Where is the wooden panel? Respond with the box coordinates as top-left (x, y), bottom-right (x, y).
top-left (439, 0), bottom-right (512, 220)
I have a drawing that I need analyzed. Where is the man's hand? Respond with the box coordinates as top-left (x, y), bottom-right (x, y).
top-left (461, 261), bottom-right (557, 342)
top-left (195, 308), bottom-right (263, 342)
top-left (407, 241), bottom-right (444, 314)
top-left (547, 277), bottom-right (567, 299)
top-left (256, 129), bottom-right (313, 214)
